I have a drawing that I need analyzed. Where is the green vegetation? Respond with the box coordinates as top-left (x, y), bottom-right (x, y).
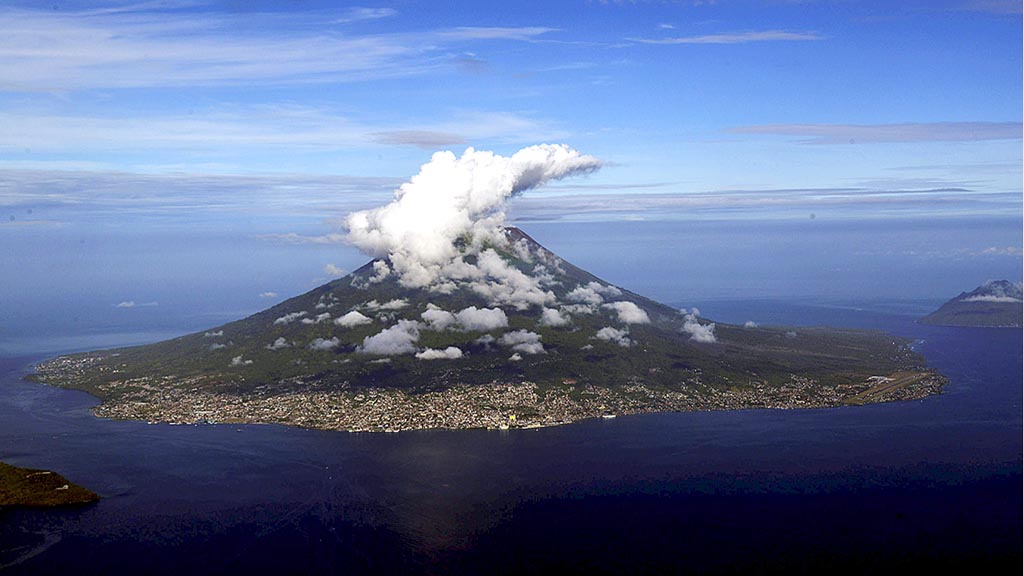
top-left (29, 228), bottom-right (944, 430)
top-left (0, 461), bottom-right (99, 508)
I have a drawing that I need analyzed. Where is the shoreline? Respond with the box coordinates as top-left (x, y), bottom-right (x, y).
top-left (0, 461), bottom-right (100, 508)
top-left (35, 371), bottom-right (947, 434)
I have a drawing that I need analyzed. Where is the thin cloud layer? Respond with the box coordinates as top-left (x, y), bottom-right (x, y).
top-left (0, 6), bottom-right (557, 91)
top-left (961, 280), bottom-right (1023, 302)
top-left (371, 130), bottom-right (467, 148)
top-left (5, 169), bottom-right (1018, 226)
top-left (631, 30), bottom-right (822, 45)
top-left (334, 7), bottom-right (398, 24)
top-left (115, 300), bottom-right (158, 308)
top-left (729, 122), bottom-right (1022, 144)
top-left (963, 295), bottom-right (1021, 303)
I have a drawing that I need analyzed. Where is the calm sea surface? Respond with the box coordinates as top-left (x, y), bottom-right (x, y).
top-left (1, 300), bottom-right (1020, 574)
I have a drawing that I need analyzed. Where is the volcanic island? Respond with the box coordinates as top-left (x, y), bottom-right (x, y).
top-left (921, 280), bottom-right (1022, 328)
top-left (29, 145), bottom-right (946, 432)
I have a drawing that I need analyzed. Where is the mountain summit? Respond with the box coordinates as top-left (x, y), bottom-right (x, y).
top-left (33, 227), bottom-right (945, 431)
top-left (31, 145), bottom-right (945, 431)
top-left (921, 280), bottom-right (1023, 327)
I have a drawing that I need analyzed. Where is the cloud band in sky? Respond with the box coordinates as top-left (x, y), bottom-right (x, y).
top-left (630, 30), bottom-right (822, 45)
top-left (729, 122), bottom-right (1022, 144)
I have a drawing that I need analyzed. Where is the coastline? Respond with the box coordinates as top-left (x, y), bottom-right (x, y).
top-left (0, 461), bottom-right (100, 508)
top-left (32, 369), bottom-right (947, 433)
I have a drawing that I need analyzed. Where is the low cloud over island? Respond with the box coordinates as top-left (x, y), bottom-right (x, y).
top-left (236, 144), bottom-right (720, 362)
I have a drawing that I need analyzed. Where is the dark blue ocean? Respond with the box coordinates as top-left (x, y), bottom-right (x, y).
top-left (1, 299), bottom-right (1020, 574)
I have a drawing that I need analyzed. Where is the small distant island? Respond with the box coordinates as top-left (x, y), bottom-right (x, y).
top-left (0, 461), bottom-right (99, 508)
top-left (921, 280), bottom-right (1022, 328)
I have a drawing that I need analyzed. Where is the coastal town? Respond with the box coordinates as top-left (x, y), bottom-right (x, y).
top-left (33, 353), bottom-right (946, 433)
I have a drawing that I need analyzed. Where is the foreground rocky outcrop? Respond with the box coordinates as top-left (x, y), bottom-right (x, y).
top-left (0, 461), bottom-right (99, 508)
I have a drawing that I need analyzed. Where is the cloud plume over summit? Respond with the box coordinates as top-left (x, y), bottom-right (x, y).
top-left (345, 144), bottom-right (601, 288)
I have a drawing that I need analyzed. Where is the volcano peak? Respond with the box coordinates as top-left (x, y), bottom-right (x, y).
top-left (32, 227), bottom-right (946, 431)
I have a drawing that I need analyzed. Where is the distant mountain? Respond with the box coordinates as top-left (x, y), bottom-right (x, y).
top-left (921, 280), bottom-right (1023, 328)
top-left (32, 227), bottom-right (945, 431)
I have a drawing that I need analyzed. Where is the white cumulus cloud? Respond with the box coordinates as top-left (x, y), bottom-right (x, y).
top-left (301, 312), bottom-right (332, 325)
top-left (498, 329), bottom-right (545, 354)
top-left (595, 326), bottom-right (632, 347)
top-left (336, 310), bottom-right (373, 327)
top-left (266, 337), bottom-right (290, 350)
top-left (415, 346), bottom-right (464, 360)
top-left (421, 305), bottom-right (508, 331)
top-left (421, 306), bottom-right (457, 330)
top-left (464, 249), bottom-right (556, 310)
top-left (539, 307), bottom-right (570, 327)
top-left (567, 281), bottom-right (621, 306)
top-left (363, 299), bottom-right (409, 311)
top-left (367, 260), bottom-right (392, 284)
top-left (602, 301), bottom-right (650, 324)
top-left (454, 306), bottom-right (509, 331)
top-left (273, 311), bottom-right (308, 325)
top-left (566, 285), bottom-right (603, 306)
top-left (344, 144), bottom-right (600, 289)
top-left (358, 319), bottom-right (421, 355)
top-left (561, 303), bottom-right (597, 315)
top-left (682, 308), bottom-right (716, 343)
top-left (324, 263), bottom-right (347, 278)
top-left (308, 337), bottom-right (341, 351)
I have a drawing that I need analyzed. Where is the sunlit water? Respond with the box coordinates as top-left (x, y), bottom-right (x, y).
top-left (1, 299), bottom-right (1020, 574)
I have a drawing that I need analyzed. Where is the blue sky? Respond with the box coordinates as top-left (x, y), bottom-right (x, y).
top-left (0, 0), bottom-right (1021, 347)
top-left (1, 0), bottom-right (1019, 186)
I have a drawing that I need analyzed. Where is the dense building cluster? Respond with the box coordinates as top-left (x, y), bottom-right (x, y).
top-left (34, 354), bottom-right (945, 433)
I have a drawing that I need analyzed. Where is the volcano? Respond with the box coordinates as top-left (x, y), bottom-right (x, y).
top-left (921, 280), bottom-right (1022, 327)
top-left (32, 227), bottom-right (946, 431)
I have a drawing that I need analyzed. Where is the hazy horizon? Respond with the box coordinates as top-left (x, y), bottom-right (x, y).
top-left (1, 1), bottom-right (1021, 344)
